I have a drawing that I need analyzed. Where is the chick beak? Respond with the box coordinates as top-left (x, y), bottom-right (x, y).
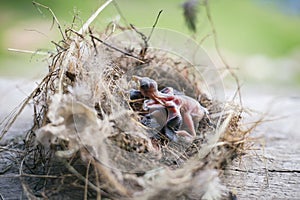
top-left (132, 75), bottom-right (142, 82)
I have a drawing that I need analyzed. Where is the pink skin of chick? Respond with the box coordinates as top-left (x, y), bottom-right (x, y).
top-left (133, 76), bottom-right (208, 138)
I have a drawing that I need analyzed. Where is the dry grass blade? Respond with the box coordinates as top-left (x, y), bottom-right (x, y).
top-left (90, 34), bottom-right (145, 63)
top-left (32, 1), bottom-right (65, 40)
top-left (204, 0), bottom-right (243, 106)
top-left (84, 159), bottom-right (92, 200)
top-left (7, 48), bottom-right (49, 55)
top-left (0, 73), bottom-right (52, 140)
top-left (92, 160), bottom-right (130, 197)
top-left (147, 10), bottom-right (163, 42)
top-left (61, 159), bottom-right (103, 195)
top-left (78, 0), bottom-right (113, 35)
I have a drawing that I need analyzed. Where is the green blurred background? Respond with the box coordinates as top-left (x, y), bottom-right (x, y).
top-left (0, 0), bottom-right (300, 88)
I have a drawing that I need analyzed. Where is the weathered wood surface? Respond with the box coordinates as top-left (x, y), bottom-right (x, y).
top-left (1, 80), bottom-right (299, 199)
top-left (0, 79), bottom-right (34, 200)
top-left (223, 91), bottom-right (300, 199)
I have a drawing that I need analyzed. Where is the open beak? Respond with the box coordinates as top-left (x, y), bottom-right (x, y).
top-left (131, 75), bottom-right (165, 105)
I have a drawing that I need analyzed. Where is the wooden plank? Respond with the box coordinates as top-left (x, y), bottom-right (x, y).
top-left (1, 80), bottom-right (299, 199)
top-left (223, 93), bottom-right (300, 199)
top-left (224, 169), bottom-right (300, 199)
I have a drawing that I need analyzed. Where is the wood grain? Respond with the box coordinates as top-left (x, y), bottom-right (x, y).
top-left (223, 92), bottom-right (300, 200)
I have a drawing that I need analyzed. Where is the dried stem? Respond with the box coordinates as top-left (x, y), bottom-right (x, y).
top-left (90, 34), bottom-right (145, 63)
top-left (92, 159), bottom-right (130, 197)
top-left (112, 1), bottom-right (130, 27)
top-left (147, 10), bottom-right (163, 43)
top-left (0, 73), bottom-right (53, 140)
top-left (94, 162), bottom-right (101, 200)
top-left (89, 28), bottom-right (98, 55)
top-left (32, 1), bottom-right (65, 40)
top-left (7, 48), bottom-right (49, 55)
top-left (84, 159), bottom-right (92, 200)
top-left (78, 0), bottom-right (114, 35)
top-left (61, 159), bottom-right (104, 195)
top-left (204, 0), bottom-right (243, 106)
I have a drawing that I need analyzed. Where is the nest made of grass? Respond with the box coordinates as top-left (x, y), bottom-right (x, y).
top-left (0, 6), bottom-right (253, 200)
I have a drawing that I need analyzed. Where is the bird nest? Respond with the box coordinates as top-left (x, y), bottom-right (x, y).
top-left (1, 3), bottom-right (254, 200)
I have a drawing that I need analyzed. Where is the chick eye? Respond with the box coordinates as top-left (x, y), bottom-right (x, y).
top-left (140, 83), bottom-right (149, 89)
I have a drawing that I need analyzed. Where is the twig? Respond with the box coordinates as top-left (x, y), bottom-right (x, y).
top-left (22, 173), bottom-right (61, 178)
top-left (94, 161), bottom-right (101, 200)
top-left (84, 159), bottom-right (92, 200)
top-left (89, 34), bottom-right (144, 63)
top-left (92, 159), bottom-right (130, 197)
top-left (24, 28), bottom-right (49, 38)
top-left (32, 1), bottom-right (65, 40)
top-left (61, 159), bottom-right (104, 195)
top-left (0, 164), bottom-right (12, 175)
top-left (0, 72), bottom-right (53, 140)
top-left (7, 48), bottom-right (49, 55)
top-left (51, 41), bottom-right (67, 51)
top-left (112, 1), bottom-right (130, 27)
top-left (130, 10), bottom-right (162, 58)
top-left (69, 112), bottom-right (130, 197)
top-left (197, 111), bottom-right (233, 160)
top-left (204, 0), bottom-right (243, 106)
top-left (19, 157), bottom-right (39, 199)
top-left (130, 24), bottom-right (148, 57)
top-left (103, 21), bottom-right (117, 40)
top-left (130, 24), bottom-right (148, 44)
top-left (66, 28), bottom-right (84, 39)
top-left (166, 145), bottom-right (188, 162)
top-left (78, 0), bottom-right (113, 35)
top-left (66, 13), bottom-right (80, 38)
top-left (147, 10), bottom-right (163, 42)
top-left (89, 28), bottom-right (98, 55)
top-left (0, 146), bottom-right (26, 154)
top-left (0, 99), bottom-right (25, 127)
top-left (198, 33), bottom-right (212, 45)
